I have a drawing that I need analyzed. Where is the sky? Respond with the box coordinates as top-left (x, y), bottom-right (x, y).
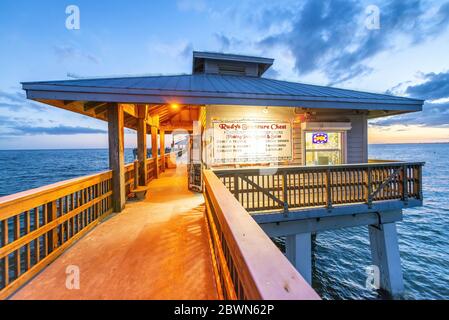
top-left (0, 0), bottom-right (449, 149)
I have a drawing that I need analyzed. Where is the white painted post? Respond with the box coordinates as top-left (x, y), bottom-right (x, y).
top-left (285, 233), bottom-right (312, 284)
top-left (368, 222), bottom-right (404, 296)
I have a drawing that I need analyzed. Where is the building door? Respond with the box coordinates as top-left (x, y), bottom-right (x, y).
top-left (304, 131), bottom-right (345, 166)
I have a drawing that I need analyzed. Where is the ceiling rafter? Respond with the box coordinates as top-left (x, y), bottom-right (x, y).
top-left (84, 101), bottom-right (107, 112)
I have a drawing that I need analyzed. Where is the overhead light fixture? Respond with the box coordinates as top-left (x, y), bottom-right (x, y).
top-left (170, 103), bottom-right (180, 110)
top-left (262, 107), bottom-right (269, 114)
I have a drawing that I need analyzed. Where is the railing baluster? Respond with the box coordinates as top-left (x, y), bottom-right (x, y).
top-left (13, 215), bottom-right (20, 278)
top-left (326, 169), bottom-right (332, 210)
top-left (233, 174), bottom-right (239, 202)
top-left (2, 219), bottom-right (9, 287)
top-left (402, 164), bottom-right (408, 204)
top-left (25, 210), bottom-right (31, 270)
top-left (282, 172), bottom-right (288, 215)
top-left (34, 208), bottom-right (40, 264)
top-left (365, 167), bottom-right (372, 208)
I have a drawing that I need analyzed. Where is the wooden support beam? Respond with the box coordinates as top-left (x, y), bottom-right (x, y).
top-left (123, 104), bottom-right (137, 118)
top-left (108, 103), bottom-right (126, 212)
top-left (151, 125), bottom-right (159, 179)
top-left (95, 104), bottom-right (109, 115)
top-left (160, 129), bottom-right (165, 172)
top-left (84, 101), bottom-right (106, 112)
top-left (149, 105), bottom-right (166, 116)
top-left (137, 104), bottom-right (148, 186)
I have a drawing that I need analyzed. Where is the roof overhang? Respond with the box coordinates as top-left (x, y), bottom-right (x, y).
top-left (22, 83), bottom-right (423, 118)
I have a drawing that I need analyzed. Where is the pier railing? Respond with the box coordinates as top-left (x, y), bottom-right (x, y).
top-left (0, 153), bottom-right (177, 299)
top-left (213, 161), bottom-right (424, 214)
top-left (0, 170), bottom-right (113, 299)
top-left (203, 169), bottom-right (320, 300)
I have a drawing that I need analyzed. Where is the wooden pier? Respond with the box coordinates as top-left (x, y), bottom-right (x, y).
top-left (0, 158), bottom-right (318, 300)
top-left (1, 51), bottom-right (426, 299)
top-left (9, 165), bottom-right (218, 300)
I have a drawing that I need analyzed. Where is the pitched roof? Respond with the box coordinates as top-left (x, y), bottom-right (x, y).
top-left (22, 73), bottom-right (423, 114)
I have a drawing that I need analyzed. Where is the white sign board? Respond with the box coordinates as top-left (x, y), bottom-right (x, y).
top-left (212, 120), bottom-right (292, 164)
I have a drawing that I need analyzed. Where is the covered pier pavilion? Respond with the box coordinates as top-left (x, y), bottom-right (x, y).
top-left (0, 52), bottom-right (424, 299)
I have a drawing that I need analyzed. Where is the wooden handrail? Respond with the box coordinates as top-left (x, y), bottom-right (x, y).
top-left (0, 153), bottom-right (178, 299)
top-left (213, 161), bottom-right (424, 213)
top-left (203, 170), bottom-right (320, 300)
top-left (0, 170), bottom-right (114, 299)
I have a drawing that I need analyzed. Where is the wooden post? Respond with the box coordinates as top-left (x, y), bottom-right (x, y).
top-left (326, 169), bottom-right (332, 210)
top-left (47, 200), bottom-right (58, 251)
top-left (282, 172), bottom-right (288, 215)
top-left (108, 103), bottom-right (126, 212)
top-left (401, 165), bottom-right (408, 204)
top-left (365, 167), bottom-right (373, 208)
top-left (151, 125), bottom-right (160, 179)
top-left (137, 104), bottom-right (148, 186)
top-left (160, 129), bottom-right (165, 171)
top-left (133, 159), bottom-right (139, 189)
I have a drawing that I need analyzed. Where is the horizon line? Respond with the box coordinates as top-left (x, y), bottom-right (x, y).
top-left (1, 141), bottom-right (449, 151)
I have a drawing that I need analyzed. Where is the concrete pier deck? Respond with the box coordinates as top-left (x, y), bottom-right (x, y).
top-left (10, 165), bottom-right (218, 300)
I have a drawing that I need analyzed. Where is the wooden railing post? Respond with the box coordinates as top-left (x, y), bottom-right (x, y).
top-left (326, 169), bottom-right (332, 211)
top-left (133, 160), bottom-right (139, 190)
top-left (137, 104), bottom-right (148, 186)
top-left (160, 129), bottom-right (166, 172)
top-left (233, 174), bottom-right (239, 202)
top-left (365, 167), bottom-right (373, 208)
top-left (417, 165), bottom-right (423, 200)
top-left (151, 126), bottom-right (159, 179)
top-left (282, 172), bottom-right (289, 215)
top-left (401, 165), bottom-right (408, 204)
top-left (47, 200), bottom-right (58, 252)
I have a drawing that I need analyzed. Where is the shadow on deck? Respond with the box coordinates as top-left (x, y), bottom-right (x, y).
top-left (10, 165), bottom-right (218, 300)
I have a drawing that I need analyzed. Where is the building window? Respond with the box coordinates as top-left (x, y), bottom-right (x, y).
top-left (305, 132), bottom-right (343, 165)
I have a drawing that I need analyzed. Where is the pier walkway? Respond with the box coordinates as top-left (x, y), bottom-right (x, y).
top-left (10, 165), bottom-right (218, 300)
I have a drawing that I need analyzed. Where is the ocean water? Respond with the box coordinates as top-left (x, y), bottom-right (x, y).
top-left (0, 149), bottom-right (136, 196)
top-left (0, 144), bottom-right (448, 299)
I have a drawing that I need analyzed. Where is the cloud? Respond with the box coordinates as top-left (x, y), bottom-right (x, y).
top-left (13, 125), bottom-right (107, 135)
top-left (405, 70), bottom-right (449, 100)
top-left (53, 45), bottom-right (100, 64)
top-left (152, 40), bottom-right (194, 59)
top-left (180, 42), bottom-right (194, 58)
top-left (214, 33), bottom-right (231, 52)
top-left (213, 33), bottom-right (246, 52)
top-left (370, 102), bottom-right (449, 127)
top-left (7, 125), bottom-right (107, 136)
top-left (0, 114), bottom-right (107, 136)
top-left (255, 0), bottom-right (449, 84)
top-left (177, 0), bottom-right (207, 12)
top-left (0, 90), bottom-right (47, 112)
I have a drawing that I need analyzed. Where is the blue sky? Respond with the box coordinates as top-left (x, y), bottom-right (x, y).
top-left (1, 0), bottom-right (449, 149)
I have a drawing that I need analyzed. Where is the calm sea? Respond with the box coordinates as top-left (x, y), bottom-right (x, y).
top-left (0, 144), bottom-right (448, 300)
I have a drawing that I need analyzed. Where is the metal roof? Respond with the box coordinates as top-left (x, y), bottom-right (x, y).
top-left (22, 73), bottom-right (423, 113)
